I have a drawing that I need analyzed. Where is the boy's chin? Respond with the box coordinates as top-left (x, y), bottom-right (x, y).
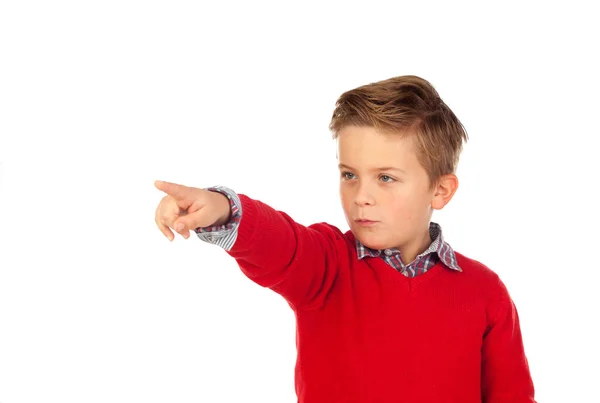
top-left (354, 232), bottom-right (395, 251)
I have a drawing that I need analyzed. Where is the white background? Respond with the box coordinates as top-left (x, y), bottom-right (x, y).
top-left (1, 1), bottom-right (598, 402)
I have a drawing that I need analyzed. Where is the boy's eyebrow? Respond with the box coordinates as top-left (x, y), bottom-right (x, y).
top-left (338, 163), bottom-right (407, 174)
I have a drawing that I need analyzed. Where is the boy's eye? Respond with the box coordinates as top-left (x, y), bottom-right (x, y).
top-left (342, 172), bottom-right (395, 182)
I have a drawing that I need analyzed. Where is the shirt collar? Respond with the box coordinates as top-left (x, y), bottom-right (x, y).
top-left (355, 222), bottom-right (462, 272)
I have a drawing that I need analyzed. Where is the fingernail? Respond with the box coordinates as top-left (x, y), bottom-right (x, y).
top-left (175, 223), bottom-right (184, 231)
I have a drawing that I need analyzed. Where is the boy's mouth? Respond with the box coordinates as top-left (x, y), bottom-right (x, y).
top-left (355, 219), bottom-right (378, 226)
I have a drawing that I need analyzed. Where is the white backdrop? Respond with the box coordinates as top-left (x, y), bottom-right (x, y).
top-left (1, 1), bottom-right (598, 402)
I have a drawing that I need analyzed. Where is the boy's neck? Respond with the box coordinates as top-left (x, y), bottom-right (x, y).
top-left (398, 227), bottom-right (433, 266)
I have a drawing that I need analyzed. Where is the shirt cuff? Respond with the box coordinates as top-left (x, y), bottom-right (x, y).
top-left (194, 185), bottom-right (242, 251)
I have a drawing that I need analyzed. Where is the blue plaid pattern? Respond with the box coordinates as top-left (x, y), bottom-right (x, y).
top-left (356, 222), bottom-right (462, 277)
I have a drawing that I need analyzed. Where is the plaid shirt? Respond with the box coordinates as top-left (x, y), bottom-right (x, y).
top-left (196, 186), bottom-right (462, 277)
top-left (355, 222), bottom-right (462, 277)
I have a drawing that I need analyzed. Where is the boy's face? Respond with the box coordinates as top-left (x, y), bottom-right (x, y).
top-left (337, 125), bottom-right (441, 252)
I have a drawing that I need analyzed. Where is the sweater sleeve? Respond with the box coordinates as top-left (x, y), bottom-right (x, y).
top-left (481, 277), bottom-right (536, 403)
top-left (223, 193), bottom-right (344, 311)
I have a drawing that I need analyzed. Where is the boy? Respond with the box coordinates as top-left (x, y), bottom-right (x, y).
top-left (154, 75), bottom-right (536, 402)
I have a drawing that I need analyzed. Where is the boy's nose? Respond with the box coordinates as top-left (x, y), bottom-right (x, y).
top-left (354, 185), bottom-right (375, 206)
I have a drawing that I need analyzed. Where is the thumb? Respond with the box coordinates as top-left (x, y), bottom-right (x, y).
top-left (154, 180), bottom-right (195, 201)
top-left (173, 210), bottom-right (210, 233)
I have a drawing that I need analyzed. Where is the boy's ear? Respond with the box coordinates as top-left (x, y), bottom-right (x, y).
top-left (431, 174), bottom-right (459, 210)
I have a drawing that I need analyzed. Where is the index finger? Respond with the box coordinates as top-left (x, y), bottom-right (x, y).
top-left (154, 180), bottom-right (193, 200)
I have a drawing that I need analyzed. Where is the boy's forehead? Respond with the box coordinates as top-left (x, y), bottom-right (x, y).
top-left (336, 126), bottom-right (416, 170)
top-left (336, 125), bottom-right (415, 149)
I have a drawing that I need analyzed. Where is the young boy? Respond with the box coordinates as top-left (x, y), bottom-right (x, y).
top-left (154, 75), bottom-right (536, 403)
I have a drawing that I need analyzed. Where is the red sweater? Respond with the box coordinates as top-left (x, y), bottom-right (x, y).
top-left (223, 194), bottom-right (536, 403)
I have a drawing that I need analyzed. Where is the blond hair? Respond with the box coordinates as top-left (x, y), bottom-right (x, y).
top-left (329, 75), bottom-right (468, 189)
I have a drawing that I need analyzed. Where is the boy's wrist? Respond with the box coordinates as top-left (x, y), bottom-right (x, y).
top-left (211, 191), bottom-right (233, 226)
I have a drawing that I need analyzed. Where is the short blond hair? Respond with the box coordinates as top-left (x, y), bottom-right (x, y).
top-left (329, 75), bottom-right (468, 189)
